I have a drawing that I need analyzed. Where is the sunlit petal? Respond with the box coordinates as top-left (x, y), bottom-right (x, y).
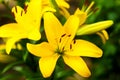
top-left (27, 42), bottom-right (55, 57)
top-left (65, 40), bottom-right (103, 58)
top-left (63, 56), bottom-right (91, 77)
top-left (76, 20), bottom-right (113, 35)
top-left (39, 54), bottom-right (60, 78)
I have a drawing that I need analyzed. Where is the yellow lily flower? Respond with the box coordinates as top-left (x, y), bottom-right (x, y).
top-left (0, 0), bottom-right (55, 54)
top-left (27, 12), bottom-right (103, 78)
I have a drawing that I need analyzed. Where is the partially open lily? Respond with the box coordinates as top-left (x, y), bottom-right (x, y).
top-left (27, 12), bottom-right (103, 78)
top-left (0, 0), bottom-right (55, 54)
top-left (74, 1), bottom-right (113, 43)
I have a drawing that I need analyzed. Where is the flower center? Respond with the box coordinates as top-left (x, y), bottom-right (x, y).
top-left (55, 33), bottom-right (73, 55)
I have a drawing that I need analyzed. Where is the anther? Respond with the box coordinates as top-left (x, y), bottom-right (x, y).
top-left (21, 10), bottom-right (23, 16)
top-left (15, 6), bottom-right (17, 13)
top-left (24, 5), bottom-right (28, 14)
top-left (61, 34), bottom-right (66, 37)
top-left (73, 39), bottom-right (76, 44)
top-left (59, 38), bottom-right (62, 43)
top-left (62, 47), bottom-right (65, 51)
top-left (70, 44), bottom-right (72, 49)
top-left (24, 5), bottom-right (28, 11)
top-left (68, 34), bottom-right (71, 37)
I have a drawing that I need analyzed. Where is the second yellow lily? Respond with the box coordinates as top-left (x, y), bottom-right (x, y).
top-left (27, 12), bottom-right (102, 78)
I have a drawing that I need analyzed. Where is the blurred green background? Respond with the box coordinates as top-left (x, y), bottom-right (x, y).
top-left (0, 0), bottom-right (120, 80)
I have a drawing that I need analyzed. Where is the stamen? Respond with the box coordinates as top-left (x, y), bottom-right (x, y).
top-left (21, 10), bottom-right (23, 16)
top-left (85, 1), bottom-right (95, 13)
top-left (15, 6), bottom-right (17, 13)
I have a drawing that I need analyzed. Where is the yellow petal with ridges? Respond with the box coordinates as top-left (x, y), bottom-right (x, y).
top-left (77, 20), bottom-right (113, 35)
top-left (63, 56), bottom-right (91, 77)
top-left (39, 54), bottom-right (60, 78)
top-left (27, 42), bottom-right (55, 57)
top-left (65, 40), bottom-right (103, 58)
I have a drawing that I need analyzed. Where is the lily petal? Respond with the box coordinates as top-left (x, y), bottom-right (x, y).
top-left (27, 42), bottom-right (55, 57)
top-left (43, 12), bottom-right (65, 45)
top-left (76, 20), bottom-right (113, 35)
top-left (12, 6), bottom-right (34, 30)
top-left (59, 7), bottom-right (70, 19)
top-left (65, 40), bottom-right (103, 58)
top-left (55, 0), bottom-right (70, 8)
top-left (74, 8), bottom-right (87, 25)
top-left (6, 37), bottom-right (21, 54)
top-left (26, 0), bottom-right (42, 27)
top-left (63, 56), bottom-right (91, 77)
top-left (63, 15), bottom-right (79, 44)
top-left (39, 54), bottom-right (60, 78)
top-left (0, 23), bottom-right (25, 37)
top-left (28, 29), bottom-right (41, 40)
